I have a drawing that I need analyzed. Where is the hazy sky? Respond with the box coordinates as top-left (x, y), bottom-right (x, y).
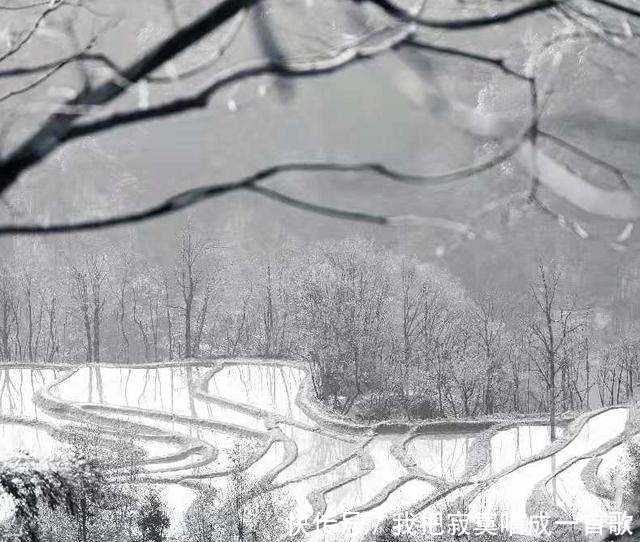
top-left (1, 0), bottom-right (638, 312)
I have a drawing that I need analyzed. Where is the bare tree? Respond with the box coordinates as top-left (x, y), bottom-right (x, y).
top-left (113, 260), bottom-right (132, 363)
top-left (174, 227), bottom-right (213, 359)
top-left (528, 265), bottom-right (583, 440)
top-left (0, 268), bottom-right (17, 362)
top-left (473, 293), bottom-right (506, 414)
top-left (182, 442), bottom-right (299, 542)
top-left (71, 266), bottom-right (93, 364)
top-left (70, 256), bottom-right (108, 364)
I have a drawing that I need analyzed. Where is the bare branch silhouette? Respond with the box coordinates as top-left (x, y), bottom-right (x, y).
top-left (0, 0), bottom-right (66, 64)
top-left (0, 0), bottom-right (637, 250)
top-left (0, 160), bottom-right (499, 235)
top-left (360, 0), bottom-right (560, 30)
top-left (0, 0), bottom-right (259, 194)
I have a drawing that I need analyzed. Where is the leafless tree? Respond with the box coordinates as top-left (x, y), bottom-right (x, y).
top-left (528, 265), bottom-right (583, 439)
top-left (113, 261), bottom-right (132, 363)
top-left (70, 256), bottom-right (108, 363)
top-left (183, 442), bottom-right (298, 542)
top-left (0, 268), bottom-right (18, 362)
top-left (473, 293), bottom-right (506, 414)
top-left (174, 227), bottom-right (214, 359)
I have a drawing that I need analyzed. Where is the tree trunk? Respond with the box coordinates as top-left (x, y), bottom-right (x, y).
top-left (549, 352), bottom-right (556, 441)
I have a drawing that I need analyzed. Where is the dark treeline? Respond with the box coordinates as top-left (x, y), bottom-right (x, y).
top-left (0, 232), bottom-right (637, 421)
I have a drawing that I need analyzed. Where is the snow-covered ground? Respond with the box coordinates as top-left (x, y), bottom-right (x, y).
top-left (0, 360), bottom-right (635, 539)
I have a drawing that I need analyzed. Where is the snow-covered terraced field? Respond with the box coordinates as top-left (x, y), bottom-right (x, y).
top-left (0, 360), bottom-right (635, 539)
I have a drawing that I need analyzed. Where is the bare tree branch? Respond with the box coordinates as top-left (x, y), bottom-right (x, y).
top-left (0, 0), bottom-right (66, 64)
top-left (539, 130), bottom-right (633, 189)
top-left (590, 0), bottom-right (640, 18)
top-left (360, 0), bottom-right (560, 30)
top-left (0, 2), bottom-right (52, 10)
top-left (0, 23), bottom-right (111, 104)
top-left (52, 29), bottom-right (538, 158)
top-left (0, 0), bottom-right (259, 194)
top-left (0, 13), bottom-right (247, 84)
top-left (0, 0), bottom-right (636, 249)
top-left (0, 59), bottom-right (68, 104)
top-left (0, 160), bottom-right (482, 236)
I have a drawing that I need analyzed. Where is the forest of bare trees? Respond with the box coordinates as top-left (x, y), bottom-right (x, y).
top-left (1, 231), bottom-right (637, 427)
